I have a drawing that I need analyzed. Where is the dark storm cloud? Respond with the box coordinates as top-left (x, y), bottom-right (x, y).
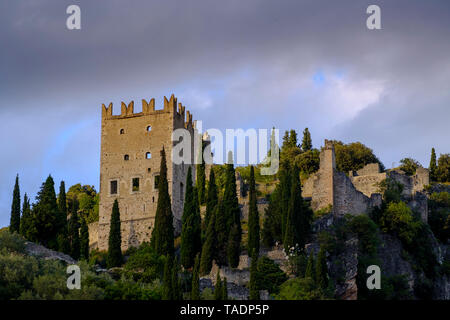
top-left (1, 0), bottom-right (449, 227)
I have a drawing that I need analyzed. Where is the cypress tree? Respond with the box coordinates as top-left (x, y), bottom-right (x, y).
top-left (57, 181), bottom-right (70, 254)
top-left (262, 186), bottom-right (282, 246)
top-left (10, 174), bottom-right (21, 233)
top-left (214, 271), bottom-right (222, 300)
top-left (305, 252), bottom-right (315, 281)
top-left (79, 217), bottom-right (90, 260)
top-left (172, 257), bottom-right (182, 300)
top-left (203, 169), bottom-right (218, 237)
top-left (227, 223), bottom-right (241, 268)
top-left (429, 148), bottom-right (437, 181)
top-left (191, 254), bottom-right (200, 300)
top-left (200, 208), bottom-right (216, 275)
top-left (196, 155), bottom-right (206, 205)
top-left (20, 193), bottom-right (32, 239)
top-left (222, 277), bottom-right (228, 300)
top-left (33, 175), bottom-right (59, 248)
top-left (151, 147), bottom-right (175, 257)
top-left (223, 152), bottom-right (241, 235)
top-left (279, 161), bottom-right (291, 241)
top-left (249, 250), bottom-right (259, 300)
top-left (215, 201), bottom-right (228, 265)
top-left (316, 247), bottom-right (328, 290)
top-left (301, 128), bottom-right (312, 152)
top-left (181, 167), bottom-right (196, 268)
top-left (162, 255), bottom-right (174, 300)
top-left (288, 129), bottom-right (298, 148)
top-left (107, 199), bottom-right (122, 267)
top-left (68, 207), bottom-right (80, 260)
top-left (248, 166), bottom-right (260, 258)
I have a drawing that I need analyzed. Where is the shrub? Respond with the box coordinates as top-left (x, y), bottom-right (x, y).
top-left (0, 229), bottom-right (26, 254)
top-left (276, 277), bottom-right (322, 300)
top-left (380, 202), bottom-right (420, 245)
top-left (256, 256), bottom-right (288, 294)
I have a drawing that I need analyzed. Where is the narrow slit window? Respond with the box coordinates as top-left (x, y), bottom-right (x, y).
top-left (110, 180), bottom-right (118, 195)
top-left (124, 154), bottom-right (129, 161)
top-left (132, 178), bottom-right (140, 192)
top-left (146, 152), bottom-right (151, 159)
top-left (154, 175), bottom-right (160, 189)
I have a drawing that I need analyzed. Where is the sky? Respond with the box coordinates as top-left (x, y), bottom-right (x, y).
top-left (1, 0), bottom-right (449, 228)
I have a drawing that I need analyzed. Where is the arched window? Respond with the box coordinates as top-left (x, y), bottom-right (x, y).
top-left (146, 152), bottom-right (151, 159)
top-left (124, 154), bottom-right (129, 161)
top-left (120, 129), bottom-right (125, 134)
top-left (146, 126), bottom-right (152, 132)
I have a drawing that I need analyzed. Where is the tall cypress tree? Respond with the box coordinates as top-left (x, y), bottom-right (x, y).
top-left (215, 201), bottom-right (228, 265)
top-left (227, 223), bottom-right (241, 268)
top-left (279, 161), bottom-right (291, 241)
top-left (214, 271), bottom-right (222, 300)
top-left (316, 247), bottom-right (328, 290)
top-left (203, 169), bottom-right (218, 238)
top-left (262, 186), bottom-right (282, 246)
top-left (107, 199), bottom-right (122, 267)
top-left (20, 193), bottom-right (31, 238)
top-left (196, 155), bottom-right (206, 205)
top-left (191, 254), bottom-right (200, 300)
top-left (181, 167), bottom-right (195, 268)
top-left (289, 129), bottom-right (298, 148)
top-left (200, 208), bottom-right (217, 275)
top-left (33, 175), bottom-right (59, 248)
top-left (151, 148), bottom-right (175, 257)
top-left (248, 166), bottom-right (260, 258)
top-left (249, 250), bottom-right (259, 300)
top-left (222, 277), bottom-right (228, 300)
top-left (79, 217), bottom-right (90, 260)
top-left (57, 181), bottom-right (70, 254)
top-left (10, 174), bottom-right (21, 233)
top-left (305, 252), bottom-right (315, 281)
top-left (68, 206), bottom-right (80, 260)
top-left (429, 147), bottom-right (437, 181)
top-left (162, 255), bottom-right (174, 300)
top-left (172, 257), bottom-right (182, 300)
top-left (301, 128), bottom-right (313, 152)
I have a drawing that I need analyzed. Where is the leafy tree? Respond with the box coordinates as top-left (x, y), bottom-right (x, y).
top-left (399, 158), bottom-right (420, 176)
top-left (200, 208), bottom-right (216, 275)
top-left (80, 218), bottom-right (90, 260)
top-left (191, 254), bottom-right (200, 300)
top-left (276, 277), bottom-right (322, 300)
top-left (181, 167), bottom-right (202, 268)
top-left (436, 153), bottom-right (450, 182)
top-left (280, 130), bottom-right (301, 168)
top-left (32, 175), bottom-right (59, 249)
top-left (428, 192), bottom-right (450, 243)
top-left (67, 184), bottom-right (99, 223)
top-left (249, 250), bottom-right (259, 300)
top-left (10, 175), bottom-right (21, 234)
top-left (151, 148), bottom-right (174, 257)
top-left (227, 223), bottom-right (241, 268)
top-left (247, 166), bottom-right (260, 258)
top-left (380, 201), bottom-right (420, 245)
top-left (107, 199), bottom-right (122, 267)
top-left (295, 149), bottom-right (320, 176)
top-left (315, 247), bottom-right (328, 290)
top-left (203, 169), bottom-right (218, 237)
top-left (256, 256), bottom-right (288, 294)
top-left (305, 252), bottom-right (315, 281)
top-left (214, 271), bottom-right (222, 300)
top-left (20, 193), bottom-right (34, 240)
top-left (301, 128), bottom-right (312, 152)
top-left (429, 148), bottom-right (437, 181)
top-left (332, 141), bottom-right (384, 173)
top-left (377, 178), bottom-right (404, 204)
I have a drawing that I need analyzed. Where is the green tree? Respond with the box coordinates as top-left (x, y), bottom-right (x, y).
top-left (256, 256), bottom-right (288, 294)
top-left (248, 166), bottom-right (260, 258)
top-left (249, 250), bottom-right (259, 300)
top-left (68, 205), bottom-right (80, 260)
top-left (10, 174), bottom-right (21, 234)
top-left (436, 154), bottom-right (450, 182)
top-left (380, 201), bottom-right (420, 245)
top-left (333, 141), bottom-right (384, 173)
top-left (223, 152), bottom-right (241, 241)
top-left (196, 153), bottom-right (206, 205)
top-left (222, 277), bottom-right (228, 300)
top-left (181, 167), bottom-right (202, 268)
top-left (429, 148), bottom-right (437, 181)
top-left (214, 201), bottom-right (228, 265)
top-left (295, 149), bottom-right (320, 176)
top-left (19, 193), bottom-right (33, 239)
top-left (172, 257), bottom-right (182, 300)
top-left (151, 148), bottom-right (175, 257)
top-left (107, 199), bottom-right (122, 267)
top-left (305, 252), bottom-right (315, 281)
top-left (200, 208), bottom-right (216, 275)
top-left (214, 271), bottom-right (222, 300)
top-left (279, 161), bottom-right (291, 241)
top-left (262, 187), bottom-right (282, 246)
top-left (79, 218), bottom-right (90, 260)
top-left (203, 169), bottom-right (218, 238)
top-left (191, 254), bottom-right (200, 300)
top-left (57, 181), bottom-right (70, 254)
top-left (399, 158), bottom-right (420, 176)
top-left (32, 175), bottom-right (59, 248)
top-left (227, 223), bottom-right (241, 268)
top-left (301, 128), bottom-right (312, 152)
top-left (315, 247), bottom-right (328, 290)
top-left (162, 255), bottom-right (174, 300)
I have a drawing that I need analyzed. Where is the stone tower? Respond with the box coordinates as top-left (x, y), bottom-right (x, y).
top-left (98, 94), bottom-right (195, 251)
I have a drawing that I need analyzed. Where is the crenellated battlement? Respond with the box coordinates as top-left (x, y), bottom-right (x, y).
top-left (101, 94), bottom-right (194, 128)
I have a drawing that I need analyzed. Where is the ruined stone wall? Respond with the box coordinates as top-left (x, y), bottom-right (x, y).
top-left (98, 95), bottom-right (195, 251)
top-left (88, 222), bottom-right (98, 250)
top-left (309, 140), bottom-right (335, 211)
top-left (333, 171), bottom-right (373, 216)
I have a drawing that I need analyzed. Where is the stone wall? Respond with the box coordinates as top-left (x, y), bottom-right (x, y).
top-left (88, 222), bottom-right (99, 250)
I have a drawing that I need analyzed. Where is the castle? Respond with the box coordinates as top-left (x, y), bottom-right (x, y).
top-left (96, 94), bottom-right (196, 251)
top-left (302, 140), bottom-right (430, 221)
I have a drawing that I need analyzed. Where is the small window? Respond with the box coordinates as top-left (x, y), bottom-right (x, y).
top-left (152, 196), bottom-right (155, 203)
top-left (124, 154), bottom-right (129, 161)
top-left (146, 152), bottom-right (152, 159)
top-left (110, 180), bottom-right (118, 195)
top-left (154, 175), bottom-right (160, 189)
top-left (147, 168), bottom-right (151, 173)
top-left (132, 178), bottom-right (140, 192)
top-left (147, 126), bottom-right (152, 132)
top-left (120, 129), bottom-right (125, 134)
